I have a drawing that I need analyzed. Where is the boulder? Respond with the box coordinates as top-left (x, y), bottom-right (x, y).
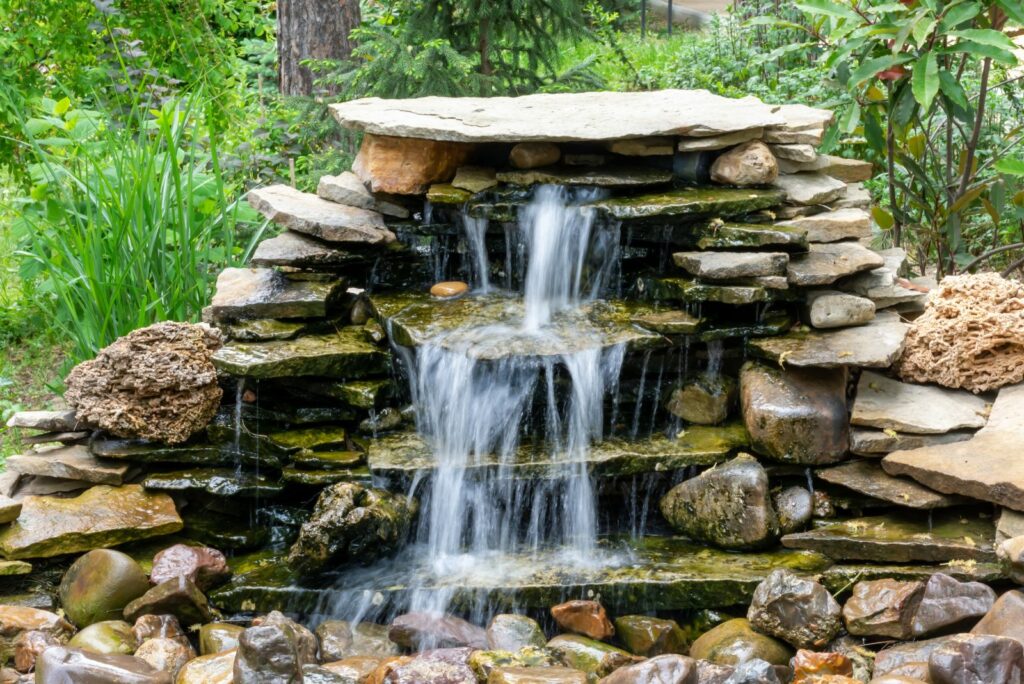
top-left (613, 616), bottom-right (687, 657)
top-left (787, 243), bottom-right (885, 287)
top-left (352, 133), bottom-right (474, 195)
top-left (747, 569), bottom-right (842, 649)
top-left (389, 612), bottom-right (487, 650)
top-left (487, 615), bottom-right (547, 652)
top-left (233, 611), bottom-right (317, 684)
top-left (551, 601), bottom-right (614, 641)
top-left (68, 620), bottom-right (139, 655)
top-left (777, 208), bottom-right (872, 243)
top-left (35, 646), bottom-right (171, 684)
top-left (133, 637), bottom-right (194, 680)
top-left (739, 362), bottom-right (848, 465)
top-left (898, 272), bottom-right (1024, 392)
top-left (772, 486), bottom-right (813, 534)
top-left (546, 635), bottom-right (639, 679)
top-left (510, 142), bottom-right (561, 169)
top-left (149, 544), bottom-right (230, 591)
top-left (60, 549), bottom-right (150, 627)
top-left (122, 578), bottom-right (214, 627)
top-left (598, 654), bottom-right (698, 683)
top-left (710, 141), bottom-right (779, 186)
top-left (971, 590), bottom-right (1024, 643)
top-left (659, 454), bottom-right (779, 550)
top-left (690, 619), bottom-right (792, 667)
top-left (842, 579), bottom-right (925, 639)
top-left (805, 290), bottom-right (875, 329)
top-left (852, 372), bottom-right (989, 435)
top-left (912, 573), bottom-right (996, 637)
top-left (199, 623), bottom-right (244, 655)
top-left (928, 633), bottom-right (1023, 684)
top-left (176, 649), bottom-right (235, 684)
top-left (287, 482), bottom-right (417, 575)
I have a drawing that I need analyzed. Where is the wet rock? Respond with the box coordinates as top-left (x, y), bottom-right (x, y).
top-left (971, 589), bottom-right (1024, 643)
top-left (739, 362), bottom-right (848, 465)
top-left (491, 665), bottom-right (588, 683)
top-left (640, 277), bottom-right (779, 305)
top-left (210, 268), bottom-right (342, 321)
top-left (122, 578), bottom-right (214, 627)
top-left (496, 165), bottom-right (674, 188)
top-left (353, 133), bottom-right (474, 195)
top-left (13, 629), bottom-right (60, 672)
top-left (998, 536), bottom-right (1024, 584)
top-left (631, 309), bottom-right (702, 335)
top-left (133, 637), bottom-right (194, 679)
top-left (487, 615), bottom-right (547, 652)
top-left (249, 231), bottom-right (363, 270)
top-left (586, 187), bottom-right (783, 221)
top-left (131, 615), bottom-right (187, 646)
top-left (695, 660), bottom-right (735, 683)
top-left (874, 636), bottom-right (954, 679)
top-left (64, 322), bottom-right (223, 444)
top-left (0, 606), bottom-right (73, 663)
top-left (791, 649), bottom-right (853, 681)
top-left (431, 281), bottom-right (470, 298)
top-left (176, 649), bottom-right (235, 684)
top-left (316, 620), bottom-right (398, 661)
top-left (35, 646), bottom-right (171, 683)
top-left (805, 290), bottom-right (876, 329)
top-left (5, 445), bottom-right (128, 485)
top-left (772, 487), bottom-right (812, 534)
top-left (843, 579), bottom-right (925, 639)
top-left (690, 618), bottom-right (793, 667)
top-left (912, 573), bottom-right (996, 637)
top-left (426, 183), bottom-right (471, 204)
top-left (547, 634), bottom-right (639, 679)
top-left (68, 620), bottom-right (139, 655)
top-left (773, 173), bottom-right (847, 205)
top-left (287, 482), bottom-right (417, 575)
top-left (470, 647), bottom-right (560, 680)
top-left (816, 460), bottom-right (965, 510)
top-left (600, 654), bottom-right (698, 683)
top-left (659, 454), bottom-right (779, 550)
top-left (318, 656), bottom-right (381, 682)
top-left (747, 569), bottom-right (842, 649)
top-left (827, 636), bottom-right (874, 683)
top-left (142, 468), bottom-right (284, 498)
top-left (234, 611), bottom-right (317, 683)
top-left (383, 647), bottom-right (476, 683)
top-left (748, 312), bottom-right (909, 369)
top-left (316, 170), bottom-right (409, 218)
top-left (852, 372), bottom-right (989, 435)
top-left (614, 616), bottom-right (688, 657)
top-left (666, 374), bottom-right (736, 426)
top-left (451, 165), bottom-right (498, 193)
top-left (551, 600), bottom-right (614, 641)
top-left (787, 243), bottom-right (885, 287)
top-left (778, 208), bottom-right (871, 243)
top-left (199, 623), bottom-right (244, 655)
top-left (711, 141), bottom-right (778, 186)
top-left (510, 142), bottom-right (561, 169)
top-left (928, 633), bottom-right (1023, 684)
top-left (674, 251), bottom-right (787, 280)
top-left (60, 549), bottom-right (150, 627)
top-left (367, 655), bottom-right (414, 683)
top-left (150, 544), bottom-right (230, 591)
top-left (695, 221), bottom-right (807, 251)
top-left (850, 428), bottom-right (974, 456)
top-left (212, 328), bottom-right (390, 380)
top-left (722, 659), bottom-right (781, 683)
top-left (389, 612), bottom-right (487, 650)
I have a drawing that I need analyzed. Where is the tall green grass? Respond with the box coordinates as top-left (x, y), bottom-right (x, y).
top-left (11, 95), bottom-right (268, 365)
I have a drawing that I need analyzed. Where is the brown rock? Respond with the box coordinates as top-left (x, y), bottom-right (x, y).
top-left (64, 322), bottom-right (223, 444)
top-left (353, 133), bottom-right (474, 195)
top-left (912, 573), bottom-right (996, 637)
top-left (690, 618), bottom-right (793, 667)
top-left (388, 612), bottom-right (487, 650)
top-left (13, 629), bottom-right (60, 672)
top-left (0, 606), bottom-right (73, 663)
top-left (747, 570), bottom-right (842, 649)
top-left (613, 615), bottom-right (687, 657)
top-left (385, 647), bottom-right (477, 683)
top-left (711, 141), bottom-right (779, 186)
top-left (150, 544), bottom-right (230, 591)
top-left (510, 142), bottom-right (561, 169)
top-left (176, 649), bottom-right (235, 684)
top-left (898, 272), bottom-right (1024, 392)
top-left (431, 281), bottom-right (470, 298)
top-left (843, 579), bottom-right (925, 639)
top-left (133, 637), bottom-right (194, 680)
top-left (34, 646), bottom-right (172, 683)
top-left (551, 600), bottom-right (614, 641)
top-left (791, 649), bottom-right (853, 682)
top-left (122, 578), bottom-right (214, 627)
top-left (490, 666), bottom-right (588, 683)
top-left (972, 589), bottom-right (1024, 643)
top-left (368, 655), bottom-right (414, 684)
top-left (928, 633), bottom-right (1024, 684)
top-left (598, 654), bottom-right (697, 683)
top-left (199, 623), bottom-right (243, 655)
top-left (874, 636), bottom-right (954, 679)
top-left (321, 656), bottom-right (382, 681)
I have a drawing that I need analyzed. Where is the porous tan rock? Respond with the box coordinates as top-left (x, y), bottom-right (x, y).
top-left (352, 133), bottom-right (475, 195)
top-left (898, 272), bottom-right (1024, 392)
top-left (64, 322), bottom-right (224, 444)
top-left (710, 141), bottom-right (779, 186)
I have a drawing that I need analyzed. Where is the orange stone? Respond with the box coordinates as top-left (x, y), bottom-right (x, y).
top-left (550, 600), bottom-right (615, 640)
top-left (792, 649), bottom-right (854, 683)
top-left (353, 134), bottom-right (475, 195)
top-left (430, 281), bottom-right (469, 298)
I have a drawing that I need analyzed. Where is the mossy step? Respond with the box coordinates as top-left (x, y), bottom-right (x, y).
top-left (637, 277), bottom-right (795, 305)
top-left (365, 423), bottom-right (749, 481)
top-left (585, 188), bottom-right (784, 221)
top-left (695, 222), bottom-right (808, 251)
top-left (212, 327), bottom-right (390, 379)
top-left (496, 165), bottom-right (674, 188)
top-left (370, 293), bottom-right (668, 360)
top-left (281, 466), bottom-right (373, 486)
top-left (210, 535), bottom-right (830, 615)
top-left (141, 469), bottom-right (285, 498)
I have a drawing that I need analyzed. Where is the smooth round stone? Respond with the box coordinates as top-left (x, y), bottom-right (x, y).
top-left (613, 615), bottom-right (687, 657)
top-left (68, 620), bottom-right (139, 656)
top-left (133, 637), bottom-right (195, 680)
top-left (199, 623), bottom-right (244, 655)
top-left (550, 600), bottom-right (614, 640)
top-left (689, 618), bottom-right (793, 667)
top-left (34, 646), bottom-right (170, 684)
top-left (150, 544), bottom-right (231, 591)
top-left (773, 486), bottom-right (813, 535)
top-left (429, 281), bottom-right (469, 298)
top-left (487, 614), bottom-right (547, 652)
top-left (59, 549), bottom-right (150, 627)
top-left (177, 649), bottom-right (235, 684)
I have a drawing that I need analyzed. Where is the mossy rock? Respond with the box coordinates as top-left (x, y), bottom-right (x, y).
top-left (142, 469), bottom-right (284, 498)
top-left (212, 327), bottom-right (390, 379)
top-left (586, 188), bottom-right (784, 220)
top-left (689, 618), bottom-right (792, 666)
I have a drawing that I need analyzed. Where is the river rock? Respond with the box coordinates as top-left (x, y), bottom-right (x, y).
top-left (176, 649), bottom-right (235, 684)
top-left (551, 601), bottom-right (614, 641)
top-left (234, 611), bottom-right (317, 683)
top-left (389, 612), bottom-right (487, 650)
top-left (710, 141), bottom-right (778, 186)
top-left (874, 636), bottom-right (953, 679)
top-left (690, 618), bottom-right (792, 667)
top-left (132, 615), bottom-right (187, 646)
top-left (791, 649), bottom-right (853, 681)
top-left (316, 656), bottom-right (381, 682)
top-left (122, 577), bottom-right (214, 627)
top-left (599, 654), bottom-right (698, 683)
top-left (666, 373), bottom-right (736, 425)
top-left (383, 647), bottom-right (476, 683)
top-left (739, 362), bottom-right (847, 465)
top-left (59, 549), bottom-right (149, 628)
top-left (772, 486), bottom-right (812, 534)
top-left (68, 620), bottom-right (139, 655)
top-left (998, 537), bottom-right (1024, 584)
top-left (778, 208), bottom-right (871, 243)
top-left (971, 590), bottom-right (1024, 643)
top-left (816, 460), bottom-right (964, 509)
top-left (430, 281), bottom-right (469, 298)
top-left (883, 384), bottom-right (1024, 511)
top-left (659, 454), bottom-right (779, 550)
top-left (510, 142), bottom-right (561, 169)
top-left (14, 629), bottom-right (60, 672)
top-left (928, 633), bottom-right (1023, 684)
top-left (850, 428), bottom-right (974, 456)
top-left (0, 606), bottom-right (73, 663)
top-left (64, 322), bottom-right (223, 444)
top-left (748, 312), bottom-right (909, 369)
top-left (674, 251), bottom-right (787, 280)
top-left (199, 623), bottom-right (244, 655)
top-left (490, 665), bottom-right (588, 683)
top-left (316, 171), bottom-right (410, 218)
top-left (5, 445), bottom-right (128, 486)
top-left (316, 620), bottom-right (398, 661)
top-left (852, 372), bottom-right (989, 435)
top-left (150, 544), bottom-right (230, 591)
top-left (843, 579), bottom-right (925, 639)
top-left (487, 615), bottom-right (547, 652)
top-left (35, 646), bottom-right (171, 684)
top-left (133, 637), bottom-right (194, 679)
top-left (747, 569), bottom-right (842, 649)
top-left (353, 133), bottom-right (474, 195)
top-left (805, 290), bottom-right (876, 329)
top-left (546, 635), bottom-right (639, 679)
top-left (722, 659), bottom-right (782, 683)
top-left (614, 616), bottom-right (687, 657)
top-left (787, 243), bottom-right (885, 287)
top-left (912, 573), bottom-right (996, 637)
top-left (773, 173), bottom-right (847, 205)
top-left (0, 484), bottom-right (182, 559)
top-left (470, 648), bottom-right (561, 682)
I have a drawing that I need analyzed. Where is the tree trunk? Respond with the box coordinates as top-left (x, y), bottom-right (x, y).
top-left (278, 0), bottom-right (360, 97)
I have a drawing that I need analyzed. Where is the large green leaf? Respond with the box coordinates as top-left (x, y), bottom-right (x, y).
top-left (850, 54), bottom-right (913, 86)
top-left (995, 158), bottom-right (1024, 177)
top-left (996, 0), bottom-right (1024, 24)
top-left (793, 0), bottom-right (860, 20)
top-left (949, 29), bottom-right (1018, 51)
top-left (938, 3), bottom-right (980, 30)
top-left (911, 51), bottom-right (939, 111)
top-left (951, 40), bottom-right (1018, 65)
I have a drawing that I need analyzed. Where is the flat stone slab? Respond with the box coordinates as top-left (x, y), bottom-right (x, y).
top-left (695, 222), bottom-right (807, 251)
top-left (852, 371), bottom-right (990, 435)
top-left (677, 128), bottom-right (764, 151)
top-left (787, 242), bottom-right (885, 286)
top-left (630, 310), bottom-right (702, 335)
top-left (317, 171), bottom-right (410, 218)
top-left (673, 251), bottom-right (788, 279)
top-left (366, 423), bottom-right (749, 480)
top-left (586, 188), bottom-right (784, 221)
top-left (821, 563), bottom-right (1004, 595)
top-left (248, 184), bottom-right (396, 245)
top-left (5, 445), bottom-right (129, 485)
top-left (0, 561), bottom-right (32, 576)
top-left (250, 232), bottom-right (371, 270)
top-left (816, 460), bottom-right (966, 509)
top-left (331, 90), bottom-right (790, 143)
top-left (781, 512), bottom-right (996, 563)
top-left (212, 328), bottom-right (390, 379)
top-left (850, 428), bottom-right (975, 456)
top-left (748, 312), bottom-right (908, 368)
top-left (90, 438), bottom-right (232, 466)
top-left (142, 469), bottom-right (284, 498)
top-left (0, 484), bottom-right (183, 560)
top-left (210, 268), bottom-right (342, 320)
top-left (5, 411), bottom-right (81, 432)
top-left (496, 166), bottom-right (674, 188)
top-left (220, 318), bottom-right (309, 343)
top-left (777, 208), bottom-right (871, 243)
top-left (773, 173), bottom-right (847, 205)
top-left (21, 431), bottom-right (90, 445)
top-left (370, 293), bottom-right (666, 360)
top-left (639, 277), bottom-right (789, 306)
top-left (883, 383), bottom-right (1024, 511)
top-left (211, 536), bottom-right (829, 615)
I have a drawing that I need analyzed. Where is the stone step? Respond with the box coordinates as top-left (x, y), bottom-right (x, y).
top-left (786, 242), bottom-right (885, 287)
top-left (209, 535), bottom-right (831, 615)
top-left (247, 184), bottom-right (396, 245)
top-left (694, 222), bottom-right (808, 251)
top-left (5, 446), bottom-right (130, 486)
top-left (250, 231), bottom-right (378, 270)
top-left (212, 327), bottom-right (391, 379)
top-left (747, 311), bottom-right (909, 368)
top-left (366, 423), bottom-right (749, 481)
top-left (210, 268), bottom-right (344, 321)
top-left (637, 277), bottom-right (794, 306)
top-left (585, 188), bottom-right (784, 221)
top-left (495, 166), bottom-right (674, 188)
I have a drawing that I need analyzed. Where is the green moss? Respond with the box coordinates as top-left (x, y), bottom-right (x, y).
top-left (496, 165), bottom-right (673, 188)
top-left (281, 466), bottom-right (373, 486)
top-left (695, 222), bottom-right (808, 250)
top-left (638, 277), bottom-right (779, 305)
top-left (212, 327), bottom-right (390, 379)
top-left (290, 450), bottom-right (365, 470)
top-left (142, 469), bottom-right (284, 498)
top-left (267, 425), bottom-right (348, 451)
top-left (699, 312), bottom-right (794, 341)
top-left (221, 318), bottom-right (308, 343)
top-left (427, 183), bottom-right (473, 204)
top-left (586, 188), bottom-right (784, 220)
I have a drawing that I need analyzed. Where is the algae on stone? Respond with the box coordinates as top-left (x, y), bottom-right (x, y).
top-left (212, 328), bottom-right (390, 379)
top-left (586, 188), bottom-right (784, 221)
